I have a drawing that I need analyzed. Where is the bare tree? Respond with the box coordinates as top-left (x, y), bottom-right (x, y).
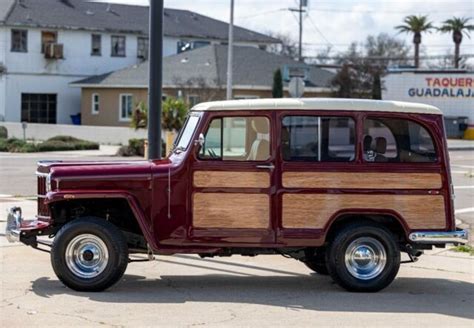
top-left (172, 77), bottom-right (224, 103)
top-left (332, 33), bottom-right (410, 99)
top-left (265, 31), bottom-right (299, 59)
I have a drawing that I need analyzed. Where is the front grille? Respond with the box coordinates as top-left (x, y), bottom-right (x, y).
top-left (37, 175), bottom-right (50, 220)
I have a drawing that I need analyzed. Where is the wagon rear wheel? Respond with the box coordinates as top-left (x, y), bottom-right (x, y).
top-left (326, 223), bottom-right (400, 292)
top-left (51, 217), bottom-right (128, 292)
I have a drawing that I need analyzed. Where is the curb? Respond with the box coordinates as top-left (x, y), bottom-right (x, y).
top-left (448, 147), bottom-right (474, 151)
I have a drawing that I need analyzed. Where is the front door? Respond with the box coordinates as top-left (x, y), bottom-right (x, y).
top-left (190, 112), bottom-right (276, 245)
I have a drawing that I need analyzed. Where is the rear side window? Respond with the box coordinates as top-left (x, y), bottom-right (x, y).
top-left (363, 118), bottom-right (437, 163)
top-left (281, 116), bottom-right (356, 162)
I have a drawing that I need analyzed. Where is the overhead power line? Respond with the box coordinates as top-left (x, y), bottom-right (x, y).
top-left (305, 54), bottom-right (474, 60)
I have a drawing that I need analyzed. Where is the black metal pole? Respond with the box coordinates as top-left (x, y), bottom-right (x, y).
top-left (147, 0), bottom-right (163, 159)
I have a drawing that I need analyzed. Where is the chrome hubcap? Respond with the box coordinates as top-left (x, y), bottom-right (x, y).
top-left (344, 237), bottom-right (387, 280)
top-left (65, 234), bottom-right (109, 279)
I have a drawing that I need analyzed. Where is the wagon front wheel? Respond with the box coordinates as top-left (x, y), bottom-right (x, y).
top-left (51, 217), bottom-right (128, 292)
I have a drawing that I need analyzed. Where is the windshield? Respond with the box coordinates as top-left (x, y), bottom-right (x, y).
top-left (174, 113), bottom-right (201, 150)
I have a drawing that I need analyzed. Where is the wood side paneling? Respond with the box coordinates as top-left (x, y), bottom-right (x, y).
top-left (193, 193), bottom-right (269, 228)
top-left (282, 194), bottom-right (445, 229)
top-left (283, 172), bottom-right (442, 190)
top-left (194, 171), bottom-right (270, 188)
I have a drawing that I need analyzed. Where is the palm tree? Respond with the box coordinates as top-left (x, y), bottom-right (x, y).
top-left (396, 15), bottom-right (434, 68)
top-left (438, 17), bottom-right (474, 68)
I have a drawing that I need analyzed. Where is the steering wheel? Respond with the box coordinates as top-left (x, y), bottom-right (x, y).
top-left (207, 148), bottom-right (218, 159)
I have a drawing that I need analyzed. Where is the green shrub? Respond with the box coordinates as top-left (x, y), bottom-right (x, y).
top-left (0, 126), bottom-right (7, 139)
top-left (0, 138), bottom-right (30, 152)
top-left (117, 138), bottom-right (166, 157)
top-left (0, 136), bottom-right (98, 153)
top-left (47, 135), bottom-right (81, 143)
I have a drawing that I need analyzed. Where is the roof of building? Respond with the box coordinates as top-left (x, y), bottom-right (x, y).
top-left (2, 0), bottom-right (278, 43)
top-left (191, 98), bottom-right (443, 115)
top-left (0, 0), bottom-right (15, 23)
top-left (72, 45), bottom-right (336, 90)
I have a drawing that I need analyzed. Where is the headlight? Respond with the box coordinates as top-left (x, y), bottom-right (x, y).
top-left (46, 173), bottom-right (52, 192)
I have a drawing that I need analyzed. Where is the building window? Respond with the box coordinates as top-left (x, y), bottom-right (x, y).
top-left (119, 94), bottom-right (133, 121)
top-left (91, 93), bottom-right (100, 114)
top-left (199, 116), bottom-right (270, 161)
top-left (187, 95), bottom-right (200, 107)
top-left (21, 94), bottom-right (57, 124)
top-left (91, 34), bottom-right (101, 56)
top-left (363, 118), bottom-right (437, 163)
top-left (11, 29), bottom-right (27, 53)
top-left (281, 116), bottom-right (356, 162)
top-left (41, 31), bottom-right (57, 53)
top-left (111, 36), bottom-right (126, 57)
top-left (137, 37), bottom-right (149, 60)
top-left (177, 40), bottom-right (211, 53)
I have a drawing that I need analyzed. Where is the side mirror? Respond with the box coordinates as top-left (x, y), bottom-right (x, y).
top-left (194, 133), bottom-right (205, 146)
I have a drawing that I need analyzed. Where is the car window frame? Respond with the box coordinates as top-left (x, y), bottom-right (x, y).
top-left (280, 114), bottom-right (357, 163)
top-left (362, 115), bottom-right (440, 164)
top-left (196, 114), bottom-right (272, 162)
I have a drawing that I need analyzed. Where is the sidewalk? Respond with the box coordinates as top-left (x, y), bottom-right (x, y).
top-left (447, 139), bottom-right (474, 151)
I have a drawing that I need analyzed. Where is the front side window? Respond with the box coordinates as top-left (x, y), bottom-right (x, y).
top-left (91, 34), bottom-right (101, 56)
top-left (119, 94), bottom-right (133, 121)
top-left (91, 93), bottom-right (100, 114)
top-left (363, 118), bottom-right (436, 163)
top-left (11, 29), bottom-right (27, 52)
top-left (199, 116), bottom-right (270, 161)
top-left (282, 116), bottom-right (356, 162)
top-left (137, 37), bottom-right (149, 59)
top-left (111, 36), bottom-right (126, 57)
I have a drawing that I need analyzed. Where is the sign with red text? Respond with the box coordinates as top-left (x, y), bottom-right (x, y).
top-left (408, 77), bottom-right (474, 98)
top-left (383, 72), bottom-right (474, 123)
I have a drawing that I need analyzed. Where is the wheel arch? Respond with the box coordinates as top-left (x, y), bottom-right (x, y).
top-left (322, 209), bottom-right (410, 245)
top-left (46, 191), bottom-right (157, 250)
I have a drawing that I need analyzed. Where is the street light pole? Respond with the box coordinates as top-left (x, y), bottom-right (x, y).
top-left (226, 0), bottom-right (234, 100)
top-left (298, 0), bottom-right (303, 61)
top-left (147, 0), bottom-right (164, 160)
top-left (289, 0), bottom-right (307, 62)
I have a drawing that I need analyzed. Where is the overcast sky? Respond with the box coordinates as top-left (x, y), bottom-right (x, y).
top-left (97, 0), bottom-right (474, 57)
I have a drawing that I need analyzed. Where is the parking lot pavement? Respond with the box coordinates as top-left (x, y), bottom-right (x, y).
top-left (1, 198), bottom-right (473, 327)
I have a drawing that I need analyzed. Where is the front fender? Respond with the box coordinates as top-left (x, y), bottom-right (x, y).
top-left (45, 190), bottom-right (157, 250)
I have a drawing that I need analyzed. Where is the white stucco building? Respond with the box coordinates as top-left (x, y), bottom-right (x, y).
top-left (382, 69), bottom-right (474, 138)
top-left (0, 0), bottom-right (278, 124)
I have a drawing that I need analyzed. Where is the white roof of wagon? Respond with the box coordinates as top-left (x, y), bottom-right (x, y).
top-left (191, 98), bottom-right (442, 115)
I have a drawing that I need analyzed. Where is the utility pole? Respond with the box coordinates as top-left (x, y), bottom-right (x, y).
top-left (147, 0), bottom-right (164, 159)
top-left (289, 0), bottom-right (307, 62)
top-left (226, 0), bottom-right (234, 100)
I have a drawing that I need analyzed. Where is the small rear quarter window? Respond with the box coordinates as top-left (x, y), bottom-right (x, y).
top-left (363, 118), bottom-right (437, 163)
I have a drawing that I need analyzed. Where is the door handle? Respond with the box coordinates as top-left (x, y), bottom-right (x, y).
top-left (256, 164), bottom-right (275, 170)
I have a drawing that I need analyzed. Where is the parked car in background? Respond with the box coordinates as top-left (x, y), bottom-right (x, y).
top-left (6, 98), bottom-right (468, 292)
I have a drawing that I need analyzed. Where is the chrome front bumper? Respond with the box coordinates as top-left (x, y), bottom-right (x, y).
top-left (409, 230), bottom-right (469, 245)
top-left (5, 207), bottom-right (22, 243)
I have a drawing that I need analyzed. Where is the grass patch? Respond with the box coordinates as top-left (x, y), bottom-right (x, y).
top-left (0, 136), bottom-right (99, 153)
top-left (451, 245), bottom-right (474, 256)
